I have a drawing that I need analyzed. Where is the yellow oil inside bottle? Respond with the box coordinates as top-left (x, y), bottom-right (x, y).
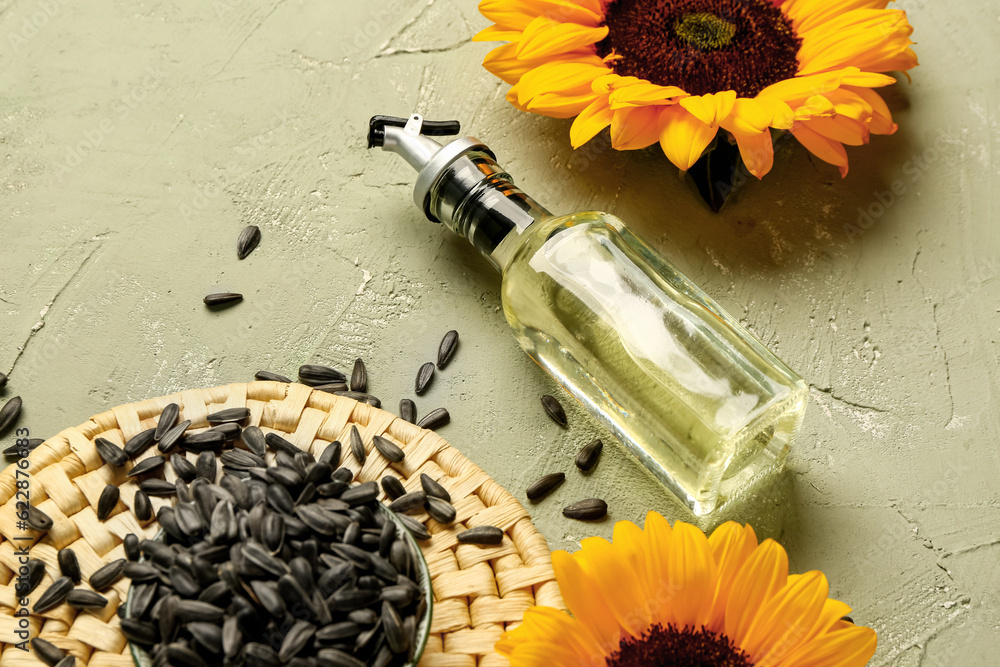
top-left (493, 212), bottom-right (807, 515)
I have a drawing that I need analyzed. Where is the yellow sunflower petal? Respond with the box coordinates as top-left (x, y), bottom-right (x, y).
top-left (796, 598), bottom-right (854, 648)
top-left (707, 522), bottom-right (759, 632)
top-left (642, 510), bottom-right (673, 609)
top-left (743, 571), bottom-right (831, 664)
top-left (724, 538), bottom-right (790, 645)
top-left (551, 549), bottom-right (622, 650)
top-left (516, 16), bottom-right (609, 60)
top-left (782, 0), bottom-right (891, 35)
top-left (797, 9), bottom-right (918, 76)
top-left (513, 61), bottom-right (610, 106)
top-left (610, 105), bottom-right (663, 150)
top-left (500, 607), bottom-right (606, 663)
top-left (661, 521), bottom-right (717, 630)
top-left (473, 25), bottom-right (523, 43)
top-left (613, 520), bottom-right (649, 591)
top-left (844, 86), bottom-right (897, 134)
top-left (802, 116), bottom-right (870, 146)
top-left (793, 94), bottom-right (837, 120)
top-left (570, 97), bottom-right (613, 147)
top-left (578, 536), bottom-right (651, 637)
top-left (776, 623), bottom-right (877, 667)
top-left (721, 98), bottom-right (774, 134)
top-left (478, 0), bottom-right (603, 30)
top-left (483, 43), bottom-right (604, 86)
top-left (732, 129), bottom-right (775, 179)
top-left (505, 641), bottom-right (589, 667)
top-left (791, 123), bottom-right (850, 176)
top-left (758, 67), bottom-right (896, 104)
top-left (527, 91), bottom-right (599, 118)
top-left (679, 91), bottom-right (737, 127)
top-left (658, 106), bottom-right (717, 172)
top-left (608, 82), bottom-right (688, 109)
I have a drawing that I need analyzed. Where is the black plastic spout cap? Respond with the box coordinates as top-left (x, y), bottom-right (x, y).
top-left (367, 115), bottom-right (461, 149)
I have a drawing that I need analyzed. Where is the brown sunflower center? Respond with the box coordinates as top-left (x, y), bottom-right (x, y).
top-left (607, 623), bottom-right (755, 667)
top-left (596, 0), bottom-right (801, 97)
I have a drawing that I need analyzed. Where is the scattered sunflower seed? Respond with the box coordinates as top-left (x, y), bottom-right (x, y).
top-left (265, 431), bottom-right (300, 455)
top-left (526, 472), bottom-right (565, 502)
top-left (58, 549), bottom-right (81, 583)
top-left (31, 638), bottom-right (66, 667)
top-left (380, 475), bottom-right (406, 501)
top-left (139, 478), bottom-right (177, 497)
top-left (170, 453), bottom-right (197, 482)
top-left (98, 484), bottom-right (120, 520)
top-left (154, 403), bottom-right (180, 440)
top-left (348, 426), bottom-right (366, 465)
top-left (312, 382), bottom-right (349, 394)
top-left (255, 370), bottom-right (293, 383)
top-left (158, 419), bottom-right (191, 454)
top-left (26, 504), bottom-right (53, 531)
top-left (456, 526), bottom-right (504, 546)
top-left (33, 576), bottom-right (74, 613)
top-left (133, 490), bottom-right (153, 521)
top-left (540, 394), bottom-right (568, 427)
top-left (334, 390), bottom-right (382, 407)
top-left (398, 399), bottom-right (416, 424)
top-left (236, 225), bottom-right (261, 260)
top-left (575, 438), bottom-right (603, 472)
top-left (298, 364), bottom-right (346, 387)
top-left (204, 292), bottom-right (243, 307)
top-left (350, 358), bottom-right (368, 393)
top-left (419, 473), bottom-right (451, 502)
top-left (124, 533), bottom-right (140, 561)
top-left (416, 407), bottom-right (449, 430)
top-left (124, 428), bottom-right (157, 458)
top-left (425, 496), bottom-right (456, 525)
top-left (196, 451), bottom-right (217, 481)
top-left (414, 362), bottom-right (435, 395)
top-left (0, 396), bottom-right (22, 435)
top-left (372, 435), bottom-right (404, 463)
top-left (388, 491), bottom-right (426, 514)
top-left (16, 558), bottom-right (45, 597)
top-left (67, 589), bottom-right (109, 610)
top-left (127, 455), bottom-right (166, 477)
top-left (95, 437), bottom-right (128, 467)
top-left (206, 407), bottom-right (250, 424)
top-left (562, 498), bottom-right (608, 521)
top-left (3, 437), bottom-right (44, 457)
top-left (241, 425), bottom-right (267, 457)
top-left (436, 330), bottom-right (459, 369)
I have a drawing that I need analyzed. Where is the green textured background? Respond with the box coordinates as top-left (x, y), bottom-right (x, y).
top-left (1, 0), bottom-right (997, 663)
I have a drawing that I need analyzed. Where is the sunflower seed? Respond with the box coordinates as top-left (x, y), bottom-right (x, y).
top-left (380, 475), bottom-right (406, 501)
top-left (212, 422), bottom-right (242, 441)
top-left (372, 435), bottom-right (404, 463)
top-left (526, 472), bottom-right (566, 502)
top-left (312, 382), bottom-right (350, 394)
top-left (196, 451), bottom-right (217, 481)
top-left (204, 292), bottom-right (243, 307)
top-left (347, 358), bottom-right (368, 393)
top-left (382, 600), bottom-right (408, 653)
top-left (120, 618), bottom-right (159, 645)
top-left (158, 595), bottom-right (179, 642)
top-left (298, 364), bottom-right (346, 386)
top-left (318, 648), bottom-right (367, 667)
top-left (158, 419), bottom-right (191, 453)
top-left (315, 621), bottom-right (360, 643)
top-left (278, 620), bottom-right (316, 661)
top-left (123, 533), bottom-right (140, 561)
top-left (251, 580), bottom-right (286, 617)
top-left (207, 407), bottom-right (250, 424)
top-left (241, 427), bottom-right (268, 459)
top-left (140, 478), bottom-right (177, 497)
top-left (175, 599), bottom-right (226, 623)
top-left (94, 437), bottom-right (128, 467)
top-left (188, 621), bottom-right (223, 654)
top-left (166, 643), bottom-right (210, 667)
top-left (420, 473), bottom-right (451, 502)
top-left (32, 576), bottom-right (73, 613)
top-left (331, 466), bottom-right (354, 483)
top-left (396, 514), bottom-right (430, 541)
top-left (266, 483), bottom-right (295, 514)
top-left (56, 549), bottom-right (81, 583)
top-left (17, 558), bottom-right (45, 597)
top-left (31, 638), bottom-right (66, 667)
top-left (134, 490), bottom-right (153, 521)
top-left (437, 329), bottom-right (459, 368)
top-left (416, 407), bottom-right (449, 430)
top-left (456, 525), bottom-right (504, 546)
top-left (425, 496), bottom-right (456, 524)
top-left (176, 503), bottom-right (205, 536)
top-left (97, 484), bottom-right (120, 520)
top-left (341, 481), bottom-right (378, 505)
top-left (314, 441), bottom-right (339, 468)
top-left (183, 429), bottom-right (226, 450)
top-left (167, 453), bottom-right (194, 481)
top-left (398, 399), bottom-right (416, 424)
top-left (562, 498), bottom-right (608, 521)
top-left (575, 438), bottom-right (603, 472)
top-left (237, 224), bottom-right (262, 260)
top-left (410, 363), bottom-right (435, 397)
top-left (0, 396), bottom-right (22, 435)
top-left (246, 643), bottom-right (281, 666)
top-left (347, 425), bottom-right (366, 465)
top-left (255, 370), bottom-right (293, 383)
top-left (169, 565), bottom-right (201, 598)
top-left (128, 455), bottom-right (166, 477)
top-left (222, 616), bottom-right (241, 658)
top-left (3, 437), bottom-right (43, 457)
top-left (334, 390), bottom-right (382, 407)
top-left (220, 449), bottom-right (264, 470)
top-left (67, 589), bottom-right (108, 610)
top-left (154, 403), bottom-right (180, 440)
top-left (265, 431), bottom-right (300, 455)
top-left (388, 491), bottom-right (426, 514)
top-left (26, 504), bottom-right (53, 531)
top-left (540, 394), bottom-right (568, 427)
top-left (123, 562), bottom-right (159, 582)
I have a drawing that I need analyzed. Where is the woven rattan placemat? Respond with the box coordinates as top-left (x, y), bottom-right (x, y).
top-left (0, 381), bottom-right (565, 666)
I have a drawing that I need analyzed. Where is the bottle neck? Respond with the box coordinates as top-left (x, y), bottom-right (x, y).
top-left (427, 151), bottom-right (551, 271)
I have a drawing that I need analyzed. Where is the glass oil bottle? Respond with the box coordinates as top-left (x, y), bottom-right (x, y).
top-left (368, 114), bottom-right (808, 516)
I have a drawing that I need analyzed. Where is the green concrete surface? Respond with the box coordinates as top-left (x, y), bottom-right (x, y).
top-left (1, 0), bottom-right (998, 663)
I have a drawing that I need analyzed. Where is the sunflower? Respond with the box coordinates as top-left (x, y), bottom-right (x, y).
top-left (474, 0), bottom-right (918, 179)
top-left (497, 515), bottom-right (876, 666)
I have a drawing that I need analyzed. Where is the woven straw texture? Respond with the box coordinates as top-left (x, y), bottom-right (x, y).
top-left (0, 381), bottom-right (565, 667)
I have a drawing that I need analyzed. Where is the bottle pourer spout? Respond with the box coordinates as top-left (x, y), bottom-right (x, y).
top-left (367, 113), bottom-right (495, 222)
